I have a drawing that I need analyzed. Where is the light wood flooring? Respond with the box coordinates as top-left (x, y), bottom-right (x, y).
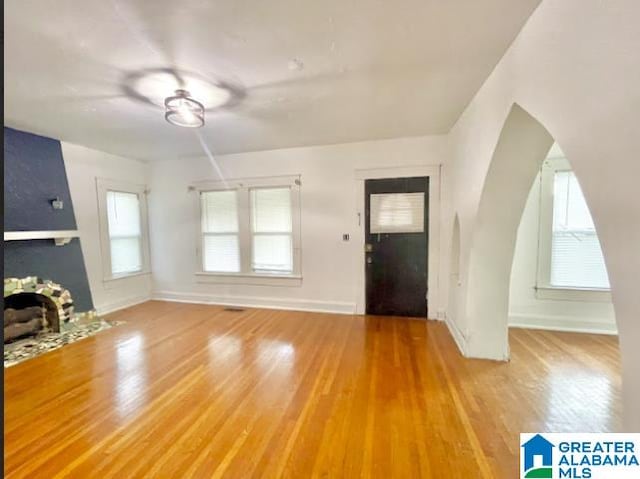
top-left (4, 301), bottom-right (621, 478)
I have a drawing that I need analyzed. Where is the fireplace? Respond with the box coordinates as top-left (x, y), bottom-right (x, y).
top-left (4, 277), bottom-right (75, 343)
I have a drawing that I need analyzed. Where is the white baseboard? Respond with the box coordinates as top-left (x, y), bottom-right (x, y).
top-left (444, 315), bottom-right (467, 356)
top-left (152, 290), bottom-right (357, 315)
top-left (509, 313), bottom-right (618, 335)
top-left (96, 294), bottom-right (152, 316)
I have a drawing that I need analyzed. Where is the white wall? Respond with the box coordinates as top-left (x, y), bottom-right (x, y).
top-left (508, 177), bottom-right (617, 334)
top-left (148, 135), bottom-right (447, 315)
top-left (62, 142), bottom-right (153, 314)
top-left (443, 0), bottom-right (640, 429)
top-left (55, 0), bottom-right (640, 430)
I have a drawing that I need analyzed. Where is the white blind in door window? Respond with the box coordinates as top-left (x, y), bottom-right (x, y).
top-left (550, 171), bottom-right (610, 289)
top-left (370, 193), bottom-right (424, 234)
top-left (201, 190), bottom-right (240, 273)
top-left (106, 191), bottom-right (143, 274)
top-left (250, 187), bottom-right (293, 273)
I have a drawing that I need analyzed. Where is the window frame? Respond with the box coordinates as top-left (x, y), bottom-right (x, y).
top-left (96, 178), bottom-right (151, 282)
top-left (194, 175), bottom-right (302, 286)
top-left (250, 186), bottom-right (295, 274)
top-left (535, 157), bottom-right (611, 302)
top-left (201, 189), bottom-right (241, 273)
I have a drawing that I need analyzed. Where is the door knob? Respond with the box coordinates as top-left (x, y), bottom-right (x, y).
top-left (366, 256), bottom-right (373, 264)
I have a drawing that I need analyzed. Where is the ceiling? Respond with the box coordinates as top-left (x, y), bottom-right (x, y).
top-left (5, 0), bottom-right (540, 161)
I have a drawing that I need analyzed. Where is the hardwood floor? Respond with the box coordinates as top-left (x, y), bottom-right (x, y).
top-left (4, 301), bottom-right (621, 478)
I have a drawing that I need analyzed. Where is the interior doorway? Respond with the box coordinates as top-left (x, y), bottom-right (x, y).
top-left (459, 103), bottom-right (623, 431)
top-left (364, 177), bottom-right (429, 317)
top-left (508, 142), bottom-right (617, 335)
top-left (505, 141), bottom-right (621, 432)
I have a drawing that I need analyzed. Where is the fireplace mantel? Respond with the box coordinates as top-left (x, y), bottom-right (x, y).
top-left (4, 230), bottom-right (79, 246)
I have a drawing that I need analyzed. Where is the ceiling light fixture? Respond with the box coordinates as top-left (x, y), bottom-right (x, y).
top-left (164, 89), bottom-right (205, 128)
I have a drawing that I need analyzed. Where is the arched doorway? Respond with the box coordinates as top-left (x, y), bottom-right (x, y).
top-left (463, 104), bottom-right (554, 360)
top-left (460, 103), bottom-right (627, 429)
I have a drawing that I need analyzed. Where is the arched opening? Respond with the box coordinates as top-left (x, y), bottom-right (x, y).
top-left (507, 141), bottom-right (621, 431)
top-left (464, 104), bottom-right (554, 360)
top-left (462, 104), bottom-right (622, 430)
top-left (4, 292), bottom-right (61, 333)
top-left (509, 142), bottom-right (616, 335)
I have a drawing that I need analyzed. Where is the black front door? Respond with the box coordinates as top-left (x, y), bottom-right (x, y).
top-left (365, 177), bottom-right (428, 317)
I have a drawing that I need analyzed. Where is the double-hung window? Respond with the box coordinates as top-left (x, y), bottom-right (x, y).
top-left (251, 187), bottom-right (294, 273)
top-left (97, 179), bottom-right (151, 280)
top-left (201, 190), bottom-right (240, 273)
top-left (536, 154), bottom-right (610, 300)
top-left (196, 176), bottom-right (301, 285)
top-left (549, 170), bottom-right (609, 289)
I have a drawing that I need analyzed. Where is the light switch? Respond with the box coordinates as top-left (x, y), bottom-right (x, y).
top-left (342, 234), bottom-right (350, 241)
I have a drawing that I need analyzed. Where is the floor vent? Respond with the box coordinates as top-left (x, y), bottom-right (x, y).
top-left (223, 307), bottom-right (246, 312)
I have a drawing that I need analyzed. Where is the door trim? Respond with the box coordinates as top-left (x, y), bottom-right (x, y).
top-left (354, 165), bottom-right (441, 316)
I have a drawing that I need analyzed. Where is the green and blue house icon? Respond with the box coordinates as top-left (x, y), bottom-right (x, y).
top-left (522, 434), bottom-right (554, 478)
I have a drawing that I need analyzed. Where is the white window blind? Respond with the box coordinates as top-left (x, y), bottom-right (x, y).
top-left (201, 190), bottom-right (240, 273)
top-left (370, 192), bottom-right (424, 234)
top-left (106, 191), bottom-right (143, 275)
top-left (250, 187), bottom-right (293, 273)
top-left (550, 171), bottom-right (610, 289)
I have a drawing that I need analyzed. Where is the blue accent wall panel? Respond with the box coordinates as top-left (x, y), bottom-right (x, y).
top-left (4, 127), bottom-right (77, 231)
top-left (4, 127), bottom-right (94, 311)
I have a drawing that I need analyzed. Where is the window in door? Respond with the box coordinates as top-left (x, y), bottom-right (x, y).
top-left (370, 192), bottom-right (425, 234)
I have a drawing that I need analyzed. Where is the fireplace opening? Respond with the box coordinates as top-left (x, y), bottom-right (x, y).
top-left (3, 277), bottom-right (109, 366)
top-left (4, 293), bottom-right (62, 343)
top-left (4, 277), bottom-right (76, 344)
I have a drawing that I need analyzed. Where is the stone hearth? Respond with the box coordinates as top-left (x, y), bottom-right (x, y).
top-left (4, 318), bottom-right (124, 367)
top-left (3, 276), bottom-right (121, 367)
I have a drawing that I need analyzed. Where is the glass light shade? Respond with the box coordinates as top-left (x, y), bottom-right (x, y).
top-left (164, 90), bottom-right (205, 128)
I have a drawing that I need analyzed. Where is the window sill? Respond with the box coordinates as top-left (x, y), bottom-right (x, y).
top-left (535, 285), bottom-right (611, 302)
top-left (195, 272), bottom-right (302, 287)
top-left (103, 270), bottom-right (151, 283)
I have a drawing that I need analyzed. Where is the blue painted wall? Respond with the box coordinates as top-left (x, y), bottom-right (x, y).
top-left (4, 127), bottom-right (94, 311)
top-left (4, 128), bottom-right (78, 231)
